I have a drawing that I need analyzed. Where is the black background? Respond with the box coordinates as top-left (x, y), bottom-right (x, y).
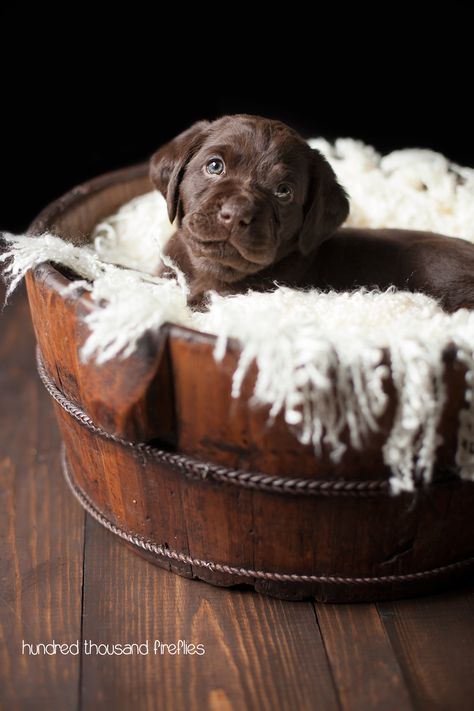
top-left (2, 7), bottom-right (473, 234)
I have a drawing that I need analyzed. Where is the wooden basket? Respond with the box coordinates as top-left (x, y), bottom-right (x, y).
top-left (25, 162), bottom-right (474, 602)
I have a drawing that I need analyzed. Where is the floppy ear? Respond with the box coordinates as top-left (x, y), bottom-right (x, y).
top-left (298, 150), bottom-right (350, 256)
top-left (149, 120), bottom-right (210, 224)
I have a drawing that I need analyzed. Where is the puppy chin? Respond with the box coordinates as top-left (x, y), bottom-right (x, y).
top-left (193, 254), bottom-right (263, 283)
top-left (182, 231), bottom-right (273, 284)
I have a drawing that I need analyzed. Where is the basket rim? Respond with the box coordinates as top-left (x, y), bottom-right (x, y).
top-left (25, 161), bottom-right (463, 363)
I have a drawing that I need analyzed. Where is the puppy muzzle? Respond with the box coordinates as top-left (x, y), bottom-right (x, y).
top-left (183, 194), bottom-right (277, 267)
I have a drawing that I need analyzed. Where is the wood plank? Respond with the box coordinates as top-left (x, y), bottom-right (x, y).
top-left (0, 288), bottom-right (85, 710)
top-left (378, 583), bottom-right (474, 711)
top-left (315, 602), bottom-right (413, 711)
top-left (2, 288), bottom-right (473, 710)
top-left (80, 515), bottom-right (339, 711)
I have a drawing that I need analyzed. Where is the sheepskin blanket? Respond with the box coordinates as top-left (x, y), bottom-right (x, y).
top-left (2, 138), bottom-right (474, 494)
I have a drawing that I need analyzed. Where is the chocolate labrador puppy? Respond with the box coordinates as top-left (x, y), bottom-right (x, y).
top-left (150, 115), bottom-right (474, 311)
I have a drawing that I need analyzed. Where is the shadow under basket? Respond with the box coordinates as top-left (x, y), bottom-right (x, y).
top-left (25, 161), bottom-right (474, 602)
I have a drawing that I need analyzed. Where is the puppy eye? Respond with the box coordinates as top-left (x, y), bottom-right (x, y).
top-left (274, 183), bottom-right (293, 201)
top-left (206, 158), bottom-right (225, 175)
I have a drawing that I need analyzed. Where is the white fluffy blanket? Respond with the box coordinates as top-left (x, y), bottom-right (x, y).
top-left (2, 138), bottom-right (474, 493)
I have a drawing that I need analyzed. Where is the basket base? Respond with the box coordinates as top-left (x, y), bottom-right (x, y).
top-left (61, 447), bottom-right (474, 603)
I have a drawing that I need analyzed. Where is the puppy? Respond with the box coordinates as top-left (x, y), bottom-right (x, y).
top-left (150, 115), bottom-right (474, 312)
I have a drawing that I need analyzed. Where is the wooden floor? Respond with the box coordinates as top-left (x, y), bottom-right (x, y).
top-left (1, 287), bottom-right (474, 711)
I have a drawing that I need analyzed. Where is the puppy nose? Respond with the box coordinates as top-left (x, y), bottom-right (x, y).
top-left (218, 199), bottom-right (256, 230)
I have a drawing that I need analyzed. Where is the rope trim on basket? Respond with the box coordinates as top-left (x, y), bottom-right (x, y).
top-left (61, 446), bottom-right (474, 586)
top-left (35, 345), bottom-right (393, 497)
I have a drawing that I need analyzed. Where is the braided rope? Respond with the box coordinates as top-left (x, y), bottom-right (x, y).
top-left (35, 345), bottom-right (393, 497)
top-left (61, 446), bottom-right (474, 586)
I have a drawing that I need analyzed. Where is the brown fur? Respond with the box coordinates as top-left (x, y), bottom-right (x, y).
top-left (150, 115), bottom-right (474, 312)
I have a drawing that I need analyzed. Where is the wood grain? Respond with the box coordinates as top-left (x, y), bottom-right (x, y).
top-left (0, 288), bottom-right (85, 711)
top-left (378, 583), bottom-right (474, 710)
top-left (80, 516), bottom-right (339, 711)
top-left (315, 602), bottom-right (413, 711)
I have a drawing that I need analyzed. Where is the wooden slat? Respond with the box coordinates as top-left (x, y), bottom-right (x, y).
top-left (378, 584), bottom-right (474, 711)
top-left (80, 516), bottom-right (339, 711)
top-left (0, 288), bottom-right (85, 710)
top-left (315, 602), bottom-right (413, 711)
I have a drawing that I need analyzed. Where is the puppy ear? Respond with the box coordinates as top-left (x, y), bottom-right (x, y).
top-left (298, 149), bottom-right (349, 256)
top-left (149, 121), bottom-right (210, 224)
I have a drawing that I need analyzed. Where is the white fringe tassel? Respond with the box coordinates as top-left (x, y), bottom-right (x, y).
top-left (3, 137), bottom-right (474, 493)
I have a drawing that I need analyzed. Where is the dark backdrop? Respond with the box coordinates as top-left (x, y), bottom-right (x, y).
top-left (2, 7), bottom-right (473, 234)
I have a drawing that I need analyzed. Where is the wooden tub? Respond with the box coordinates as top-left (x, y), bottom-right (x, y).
top-left (24, 162), bottom-right (474, 602)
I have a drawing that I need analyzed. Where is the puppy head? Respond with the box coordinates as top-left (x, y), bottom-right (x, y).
top-left (150, 115), bottom-right (349, 283)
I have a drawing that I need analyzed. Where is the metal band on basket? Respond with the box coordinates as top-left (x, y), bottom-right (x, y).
top-left (60, 444), bottom-right (474, 586)
top-left (35, 344), bottom-right (395, 497)
top-left (36, 344), bottom-right (474, 586)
